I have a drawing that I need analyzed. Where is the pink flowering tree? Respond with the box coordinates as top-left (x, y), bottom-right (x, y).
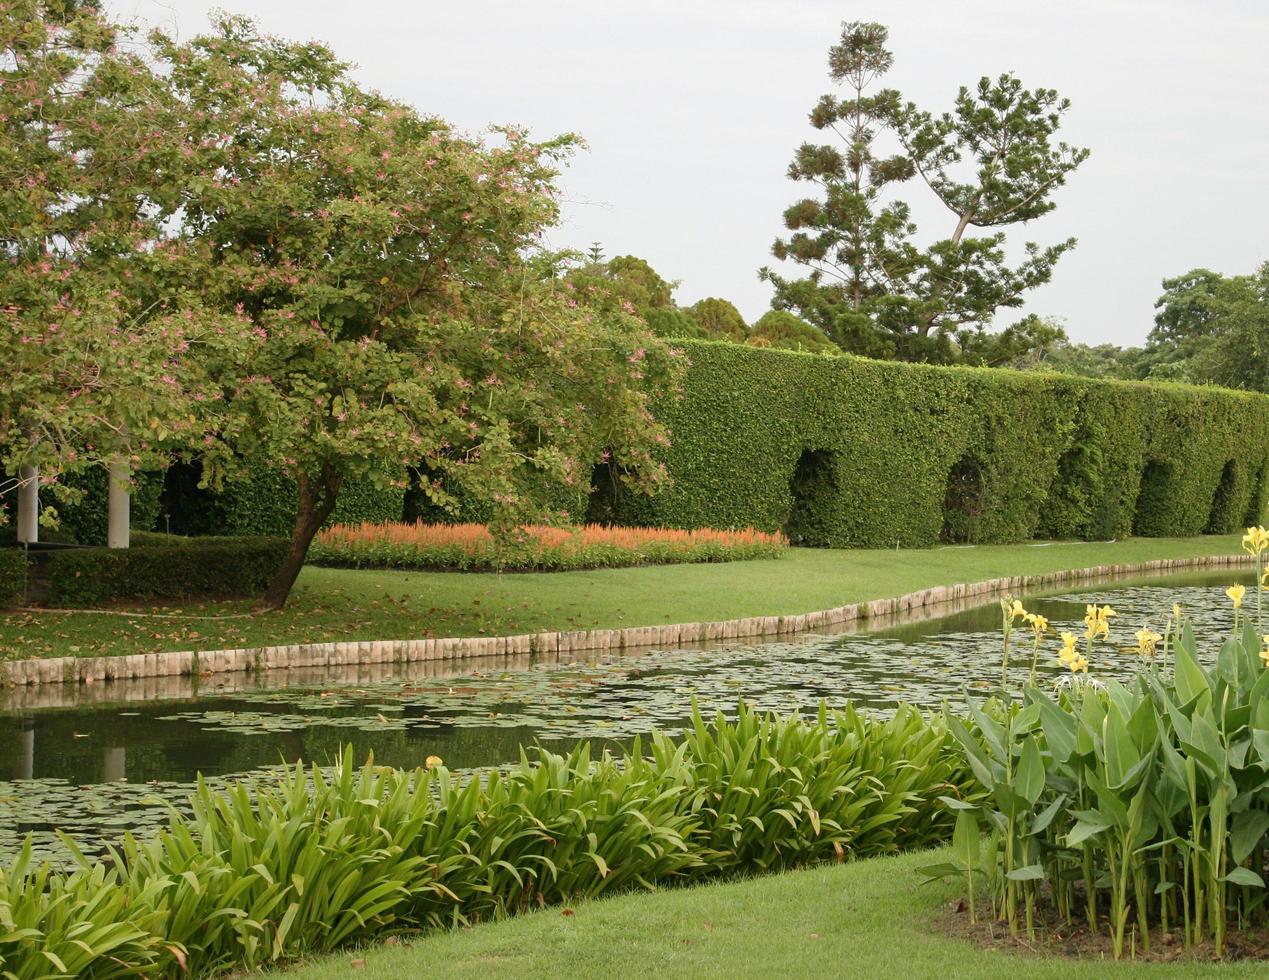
top-left (1, 2), bottom-right (246, 526)
top-left (134, 15), bottom-right (682, 607)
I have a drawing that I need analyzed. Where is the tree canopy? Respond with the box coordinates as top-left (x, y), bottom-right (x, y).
top-left (0, 0), bottom-right (240, 525)
top-left (760, 21), bottom-right (1087, 364)
top-left (3, 5), bottom-right (684, 606)
top-left (1142, 265), bottom-right (1269, 389)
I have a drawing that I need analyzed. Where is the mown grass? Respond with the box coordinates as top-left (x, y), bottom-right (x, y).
top-left (280, 845), bottom-right (1266, 979)
top-left (0, 534), bottom-right (1244, 660)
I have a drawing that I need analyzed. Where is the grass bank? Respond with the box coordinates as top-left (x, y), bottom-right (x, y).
top-left (0, 534), bottom-right (1245, 660)
top-left (281, 846), bottom-right (1264, 979)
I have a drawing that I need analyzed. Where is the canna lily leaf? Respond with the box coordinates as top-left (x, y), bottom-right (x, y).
top-left (1224, 866), bottom-right (1265, 888)
top-left (1034, 692), bottom-right (1077, 763)
top-left (1230, 810), bottom-right (1269, 865)
top-left (1005, 864), bottom-right (1046, 881)
top-left (1029, 794), bottom-right (1067, 836)
top-left (1066, 818), bottom-right (1113, 847)
top-left (917, 861), bottom-right (967, 883)
top-left (1015, 737), bottom-right (1045, 806)
top-left (1173, 638), bottom-right (1212, 708)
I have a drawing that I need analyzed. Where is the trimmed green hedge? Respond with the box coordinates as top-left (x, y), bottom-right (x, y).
top-left (163, 465), bottom-right (405, 538)
top-left (0, 549), bottom-right (25, 607)
top-left (42, 536), bottom-right (287, 607)
top-left (613, 340), bottom-right (1269, 547)
top-left (52, 467), bottom-right (165, 546)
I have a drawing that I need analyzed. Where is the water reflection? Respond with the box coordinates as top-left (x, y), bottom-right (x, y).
top-left (0, 569), bottom-right (1255, 861)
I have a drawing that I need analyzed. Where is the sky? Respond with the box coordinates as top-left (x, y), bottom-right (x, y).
top-left (114, 0), bottom-right (1269, 346)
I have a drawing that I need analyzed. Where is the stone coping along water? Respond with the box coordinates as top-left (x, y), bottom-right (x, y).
top-left (0, 553), bottom-right (1253, 692)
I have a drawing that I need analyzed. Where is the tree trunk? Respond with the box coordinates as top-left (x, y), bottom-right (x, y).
top-left (260, 464), bottom-right (342, 609)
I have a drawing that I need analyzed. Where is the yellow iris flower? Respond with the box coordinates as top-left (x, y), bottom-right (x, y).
top-left (1058, 631), bottom-right (1079, 666)
top-left (1242, 526), bottom-right (1269, 556)
top-left (1067, 654), bottom-right (1089, 673)
top-left (1025, 612), bottom-right (1049, 635)
top-left (1083, 604), bottom-right (1113, 641)
top-left (1227, 584), bottom-right (1246, 609)
top-left (1008, 599), bottom-right (1027, 621)
top-left (1135, 627), bottom-right (1162, 658)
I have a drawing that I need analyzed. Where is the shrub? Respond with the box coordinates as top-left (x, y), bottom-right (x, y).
top-left (161, 464), bottom-right (405, 537)
top-left (309, 521), bottom-right (788, 571)
top-left (0, 549), bottom-right (25, 607)
top-left (926, 538), bottom-right (1269, 958)
top-left (41, 536), bottom-right (287, 607)
top-left (47, 466), bottom-right (166, 546)
top-left (0, 704), bottom-right (972, 975)
top-left (616, 340), bottom-right (1269, 547)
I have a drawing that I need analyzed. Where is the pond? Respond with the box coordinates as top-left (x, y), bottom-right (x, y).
top-left (0, 569), bottom-right (1255, 863)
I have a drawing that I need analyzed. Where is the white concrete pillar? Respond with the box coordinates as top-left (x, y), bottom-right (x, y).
top-left (107, 457), bottom-right (130, 549)
top-left (103, 746), bottom-right (126, 782)
top-left (18, 724), bottom-right (34, 780)
top-left (16, 464), bottom-right (37, 545)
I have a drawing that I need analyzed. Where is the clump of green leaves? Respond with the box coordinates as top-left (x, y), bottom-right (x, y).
top-left (0, 703), bottom-right (970, 975)
top-left (925, 607), bottom-right (1269, 957)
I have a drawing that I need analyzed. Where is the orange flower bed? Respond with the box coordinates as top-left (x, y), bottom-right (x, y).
top-left (310, 521), bottom-right (788, 571)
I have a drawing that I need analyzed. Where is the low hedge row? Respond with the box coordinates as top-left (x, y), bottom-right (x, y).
top-left (0, 703), bottom-right (974, 975)
top-left (41, 535), bottom-right (287, 607)
top-left (611, 340), bottom-right (1269, 547)
top-left (162, 465), bottom-right (406, 538)
top-left (0, 549), bottom-right (24, 607)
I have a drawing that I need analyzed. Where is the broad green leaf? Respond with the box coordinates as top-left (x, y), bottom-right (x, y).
top-left (1230, 810), bottom-right (1269, 865)
top-left (1015, 737), bottom-right (1045, 806)
top-left (1224, 866), bottom-right (1265, 888)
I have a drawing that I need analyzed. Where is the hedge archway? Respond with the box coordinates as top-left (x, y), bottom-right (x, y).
top-left (941, 455), bottom-right (986, 544)
top-left (1205, 460), bottom-right (1240, 534)
top-left (1133, 461), bottom-right (1173, 536)
top-left (783, 449), bottom-right (838, 546)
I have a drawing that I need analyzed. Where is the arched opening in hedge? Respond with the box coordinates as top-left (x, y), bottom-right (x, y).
top-left (1246, 459), bottom-right (1269, 527)
top-left (783, 449), bottom-right (837, 546)
top-left (1133, 460), bottom-right (1172, 536)
top-left (585, 458), bottom-right (624, 526)
top-left (1206, 460), bottom-right (1240, 533)
top-left (940, 455), bottom-right (986, 543)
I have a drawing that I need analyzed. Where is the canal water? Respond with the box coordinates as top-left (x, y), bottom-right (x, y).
top-left (0, 569), bottom-right (1254, 862)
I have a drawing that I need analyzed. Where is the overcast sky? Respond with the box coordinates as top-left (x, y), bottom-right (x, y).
top-left (115, 0), bottom-right (1269, 346)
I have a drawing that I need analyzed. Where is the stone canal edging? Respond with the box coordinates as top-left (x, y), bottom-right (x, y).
top-left (0, 554), bottom-right (1255, 689)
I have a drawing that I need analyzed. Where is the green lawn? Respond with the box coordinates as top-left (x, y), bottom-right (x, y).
top-left (0, 534), bottom-right (1245, 660)
top-left (280, 846), bottom-right (1262, 979)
